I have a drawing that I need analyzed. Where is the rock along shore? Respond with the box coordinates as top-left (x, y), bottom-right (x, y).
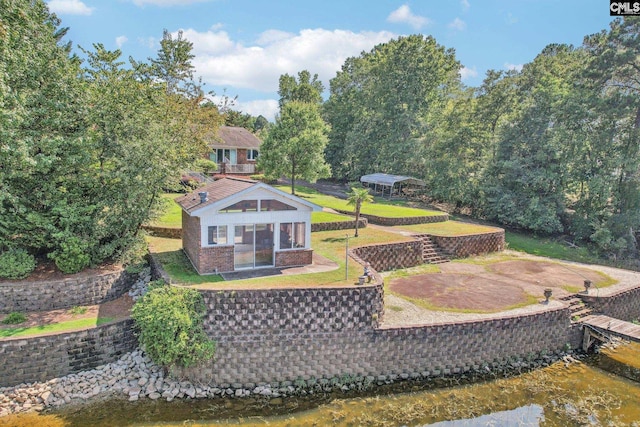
top-left (0, 346), bottom-right (583, 417)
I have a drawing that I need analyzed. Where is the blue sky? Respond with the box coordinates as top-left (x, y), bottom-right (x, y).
top-left (48, 0), bottom-right (614, 121)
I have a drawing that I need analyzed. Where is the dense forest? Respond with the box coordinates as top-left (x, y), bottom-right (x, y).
top-left (322, 18), bottom-right (640, 261)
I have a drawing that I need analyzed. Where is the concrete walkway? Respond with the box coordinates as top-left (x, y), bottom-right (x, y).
top-left (220, 252), bottom-right (338, 281)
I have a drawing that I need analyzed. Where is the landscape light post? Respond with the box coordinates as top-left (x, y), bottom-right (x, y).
top-left (345, 234), bottom-right (349, 280)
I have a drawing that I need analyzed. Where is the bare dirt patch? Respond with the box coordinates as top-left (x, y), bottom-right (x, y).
top-left (388, 259), bottom-right (607, 312)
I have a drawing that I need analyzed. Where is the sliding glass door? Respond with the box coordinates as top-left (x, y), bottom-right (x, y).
top-left (234, 223), bottom-right (274, 269)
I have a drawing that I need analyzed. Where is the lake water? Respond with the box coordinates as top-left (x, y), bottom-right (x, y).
top-left (15, 343), bottom-right (640, 427)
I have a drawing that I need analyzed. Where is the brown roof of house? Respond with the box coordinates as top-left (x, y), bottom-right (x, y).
top-left (176, 177), bottom-right (257, 213)
top-left (208, 126), bottom-right (262, 150)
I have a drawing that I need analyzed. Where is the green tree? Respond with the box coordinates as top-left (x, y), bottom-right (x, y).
top-left (148, 29), bottom-right (195, 96)
top-left (131, 285), bottom-right (216, 370)
top-left (0, 0), bottom-right (88, 261)
top-left (278, 70), bottom-right (324, 108)
top-left (346, 186), bottom-right (373, 237)
top-left (258, 101), bottom-right (330, 195)
top-left (324, 35), bottom-right (460, 181)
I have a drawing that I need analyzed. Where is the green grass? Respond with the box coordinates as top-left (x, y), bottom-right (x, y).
top-left (505, 231), bottom-right (598, 264)
top-left (147, 237), bottom-right (225, 284)
top-left (312, 211), bottom-right (353, 223)
top-left (398, 221), bottom-right (501, 236)
top-left (149, 193), bottom-right (183, 228)
top-left (0, 317), bottom-right (114, 339)
top-left (277, 185), bottom-right (443, 218)
top-left (148, 227), bottom-right (412, 288)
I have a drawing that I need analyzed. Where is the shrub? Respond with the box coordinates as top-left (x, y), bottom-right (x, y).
top-left (131, 285), bottom-right (215, 369)
top-left (49, 236), bottom-right (90, 274)
top-left (2, 312), bottom-right (27, 325)
top-left (69, 306), bottom-right (88, 315)
top-left (0, 248), bottom-right (36, 280)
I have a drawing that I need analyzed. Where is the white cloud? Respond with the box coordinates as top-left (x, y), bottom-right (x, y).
top-left (460, 66), bottom-right (478, 81)
top-left (504, 62), bottom-right (523, 72)
top-left (387, 5), bottom-right (430, 30)
top-left (448, 18), bottom-right (466, 31)
top-left (461, 0), bottom-right (470, 11)
top-left (132, 0), bottom-right (211, 6)
top-left (47, 0), bottom-right (93, 15)
top-left (505, 12), bottom-right (518, 25)
top-left (186, 27), bottom-right (396, 94)
top-left (115, 36), bottom-right (128, 48)
top-left (237, 99), bottom-right (280, 122)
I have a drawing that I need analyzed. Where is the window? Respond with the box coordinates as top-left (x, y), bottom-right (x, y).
top-left (207, 225), bottom-right (227, 245)
top-left (279, 222), bottom-right (305, 249)
top-left (220, 200), bottom-right (258, 213)
top-left (247, 149), bottom-right (259, 161)
top-left (212, 149), bottom-right (237, 164)
top-left (260, 199), bottom-right (296, 211)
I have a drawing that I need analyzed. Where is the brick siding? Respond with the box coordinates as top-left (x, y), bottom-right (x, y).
top-left (275, 249), bottom-right (313, 268)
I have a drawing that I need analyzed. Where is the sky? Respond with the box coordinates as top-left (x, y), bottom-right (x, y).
top-left (47, 0), bottom-right (615, 121)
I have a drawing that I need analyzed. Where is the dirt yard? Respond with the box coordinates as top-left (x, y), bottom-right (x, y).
top-left (388, 259), bottom-right (608, 312)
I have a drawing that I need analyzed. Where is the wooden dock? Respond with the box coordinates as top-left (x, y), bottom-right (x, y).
top-left (581, 315), bottom-right (640, 351)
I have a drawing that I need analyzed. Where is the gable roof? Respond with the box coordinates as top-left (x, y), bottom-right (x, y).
top-left (176, 177), bottom-right (321, 215)
top-left (208, 126), bottom-right (262, 150)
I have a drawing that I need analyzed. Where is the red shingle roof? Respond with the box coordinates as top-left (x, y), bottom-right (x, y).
top-left (176, 177), bottom-right (257, 213)
top-left (208, 126), bottom-right (262, 150)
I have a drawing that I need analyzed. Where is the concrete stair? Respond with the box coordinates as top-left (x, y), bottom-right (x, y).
top-left (418, 235), bottom-right (450, 264)
top-left (559, 295), bottom-right (592, 323)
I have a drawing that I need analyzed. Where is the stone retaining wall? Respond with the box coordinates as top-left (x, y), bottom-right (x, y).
top-left (179, 305), bottom-right (577, 386)
top-left (200, 286), bottom-right (385, 336)
top-left (580, 285), bottom-right (640, 322)
top-left (0, 267), bottom-right (136, 314)
top-left (0, 319), bottom-right (137, 387)
top-left (351, 241), bottom-right (423, 272)
top-left (428, 230), bottom-right (505, 258)
top-left (335, 210), bottom-right (449, 226)
top-left (311, 218), bottom-right (368, 232)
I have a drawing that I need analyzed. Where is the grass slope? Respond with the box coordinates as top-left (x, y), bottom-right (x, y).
top-left (0, 317), bottom-right (114, 339)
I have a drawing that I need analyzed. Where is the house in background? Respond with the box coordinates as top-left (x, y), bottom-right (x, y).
top-left (176, 177), bottom-right (321, 274)
top-left (207, 126), bottom-right (262, 175)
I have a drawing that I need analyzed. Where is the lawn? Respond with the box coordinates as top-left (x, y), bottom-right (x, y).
top-left (0, 317), bottom-right (114, 339)
top-left (398, 221), bottom-right (501, 236)
top-left (147, 227), bottom-right (412, 289)
top-left (276, 185), bottom-right (444, 218)
top-left (505, 231), bottom-right (599, 264)
top-left (312, 211), bottom-right (353, 223)
top-left (149, 193), bottom-right (183, 228)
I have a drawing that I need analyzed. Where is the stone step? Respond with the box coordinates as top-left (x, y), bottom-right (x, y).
top-left (571, 308), bottom-right (593, 320)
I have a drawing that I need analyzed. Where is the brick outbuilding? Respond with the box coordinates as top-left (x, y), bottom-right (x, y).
top-left (176, 177), bottom-right (321, 274)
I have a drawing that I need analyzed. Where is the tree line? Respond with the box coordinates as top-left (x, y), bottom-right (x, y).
top-left (262, 18), bottom-right (640, 261)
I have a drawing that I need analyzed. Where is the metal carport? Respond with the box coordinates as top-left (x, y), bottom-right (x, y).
top-left (360, 173), bottom-right (425, 199)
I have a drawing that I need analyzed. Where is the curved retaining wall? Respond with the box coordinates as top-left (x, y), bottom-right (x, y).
top-left (0, 267), bottom-right (136, 313)
top-left (428, 230), bottom-right (505, 258)
top-left (351, 241), bottom-right (423, 272)
top-left (580, 285), bottom-right (640, 322)
top-left (177, 291), bottom-right (578, 386)
top-left (0, 319), bottom-right (137, 387)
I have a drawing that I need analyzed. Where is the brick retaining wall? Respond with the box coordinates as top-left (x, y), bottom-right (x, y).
top-left (0, 267), bottom-right (136, 314)
top-left (0, 319), bottom-right (137, 387)
top-left (428, 230), bottom-right (505, 258)
top-left (274, 249), bottom-right (313, 268)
